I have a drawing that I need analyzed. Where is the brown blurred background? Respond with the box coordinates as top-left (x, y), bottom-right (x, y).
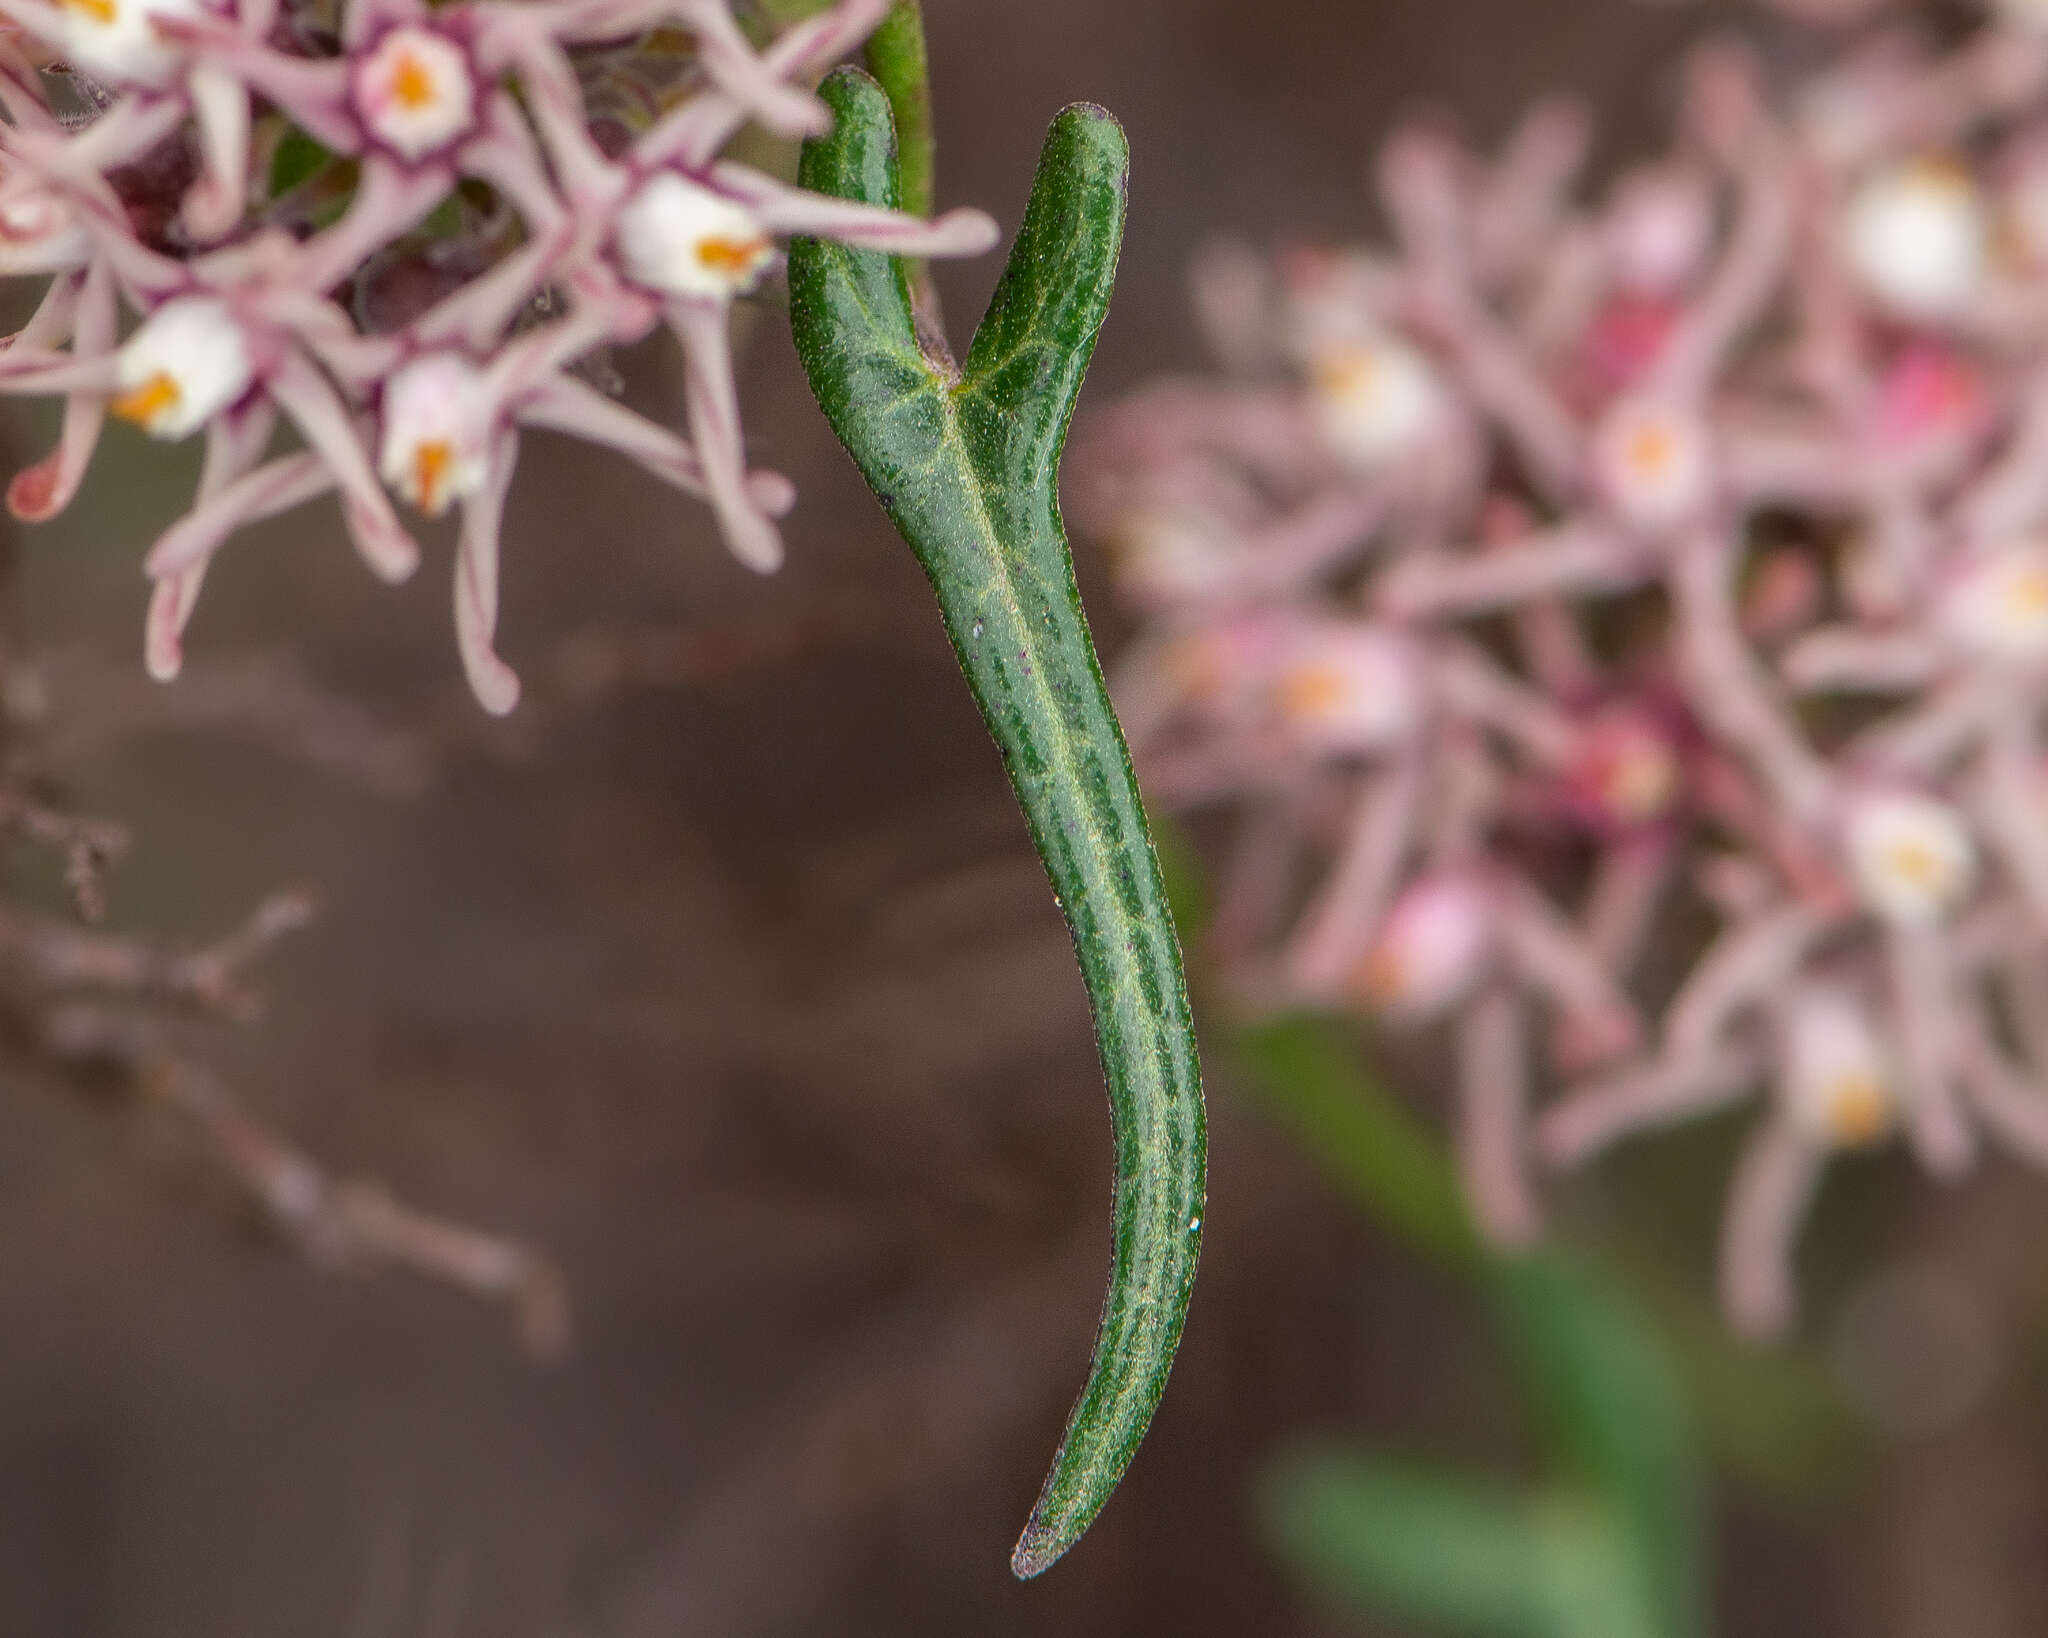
top-left (6, 0), bottom-right (2031, 1633)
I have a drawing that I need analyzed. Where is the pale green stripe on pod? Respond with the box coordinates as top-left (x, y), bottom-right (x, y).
top-left (788, 69), bottom-right (1206, 1579)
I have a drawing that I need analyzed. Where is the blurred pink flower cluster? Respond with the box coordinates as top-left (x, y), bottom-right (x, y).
top-left (0, 0), bottom-right (993, 710)
top-left (1076, 0), bottom-right (2048, 1336)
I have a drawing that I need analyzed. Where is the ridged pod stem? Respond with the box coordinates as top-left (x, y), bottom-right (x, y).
top-left (788, 70), bottom-right (1206, 1578)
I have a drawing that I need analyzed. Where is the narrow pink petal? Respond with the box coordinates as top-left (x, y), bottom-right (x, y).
top-left (181, 64), bottom-right (251, 245)
top-left (5, 268), bottom-right (80, 351)
top-left (517, 375), bottom-right (794, 514)
top-left (1285, 756), bottom-right (1420, 994)
top-left (1456, 985), bottom-right (1540, 1247)
top-left (710, 162), bottom-right (998, 257)
top-left (1720, 1117), bottom-right (1822, 1340)
top-left (637, 0), bottom-right (889, 171)
top-left (672, 0), bottom-right (830, 139)
top-left (294, 159), bottom-right (451, 294)
top-left (267, 354), bottom-right (419, 583)
top-left (1887, 928), bottom-right (1976, 1180)
top-left (1540, 1042), bottom-right (1760, 1168)
top-left (341, 0), bottom-right (426, 50)
top-left (1668, 528), bottom-right (1832, 823)
top-left (1500, 878), bottom-right (1642, 1065)
top-left (1665, 904), bottom-right (1832, 1060)
top-left (143, 452), bottom-right (336, 582)
top-left (453, 431), bottom-right (522, 716)
top-left (1377, 525), bottom-right (1644, 620)
top-left (668, 298), bottom-right (784, 573)
top-left (5, 258), bottom-right (114, 521)
top-left (144, 561), bottom-right (211, 682)
top-left (1649, 145), bottom-right (1793, 400)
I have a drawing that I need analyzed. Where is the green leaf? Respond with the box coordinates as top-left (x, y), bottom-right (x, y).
top-left (789, 70), bottom-right (1205, 1579)
top-left (1260, 1452), bottom-right (1555, 1638)
top-left (267, 126), bottom-right (333, 197)
top-left (1261, 1453), bottom-right (1669, 1638)
top-left (1491, 1256), bottom-right (1708, 1638)
top-left (863, 2), bottom-right (934, 222)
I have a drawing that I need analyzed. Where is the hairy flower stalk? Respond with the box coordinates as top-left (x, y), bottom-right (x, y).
top-left (0, 0), bottom-right (997, 711)
top-left (1076, 0), bottom-right (2048, 1336)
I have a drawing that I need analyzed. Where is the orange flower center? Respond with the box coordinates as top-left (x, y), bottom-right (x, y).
top-left (412, 440), bottom-right (453, 514)
top-left (1824, 1074), bottom-right (1891, 1148)
top-left (386, 48), bottom-right (438, 112)
top-left (110, 371), bottom-right (181, 429)
top-left (56, 0), bottom-right (118, 24)
top-left (1277, 664), bottom-right (1349, 721)
top-left (696, 235), bottom-right (770, 276)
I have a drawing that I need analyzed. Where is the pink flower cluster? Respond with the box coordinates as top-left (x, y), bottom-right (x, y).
top-left (0, 0), bottom-right (994, 711)
top-left (1075, 0), bottom-right (2048, 1336)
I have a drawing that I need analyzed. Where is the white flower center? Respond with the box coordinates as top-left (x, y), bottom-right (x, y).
top-left (51, 0), bottom-right (202, 88)
top-left (1843, 791), bottom-right (1977, 924)
top-left (1307, 334), bottom-right (1444, 470)
top-left (1782, 993), bottom-right (1895, 1149)
top-left (378, 353), bottom-right (494, 517)
top-left (1266, 623), bottom-right (1421, 754)
top-left (110, 297), bottom-right (254, 441)
top-left (1109, 508), bottom-right (1237, 608)
top-left (0, 184), bottom-right (90, 276)
top-left (1592, 396), bottom-right (1712, 530)
top-left (350, 27), bottom-right (477, 163)
top-left (1355, 874), bottom-right (1491, 1020)
top-left (614, 173), bottom-right (776, 302)
top-left (1938, 544), bottom-right (2048, 661)
top-left (1843, 159), bottom-right (1987, 322)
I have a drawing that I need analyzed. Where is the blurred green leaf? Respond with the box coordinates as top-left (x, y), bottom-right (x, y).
top-left (1491, 1256), bottom-right (1707, 1638)
top-left (1261, 1454), bottom-right (1669, 1638)
top-left (267, 127), bottom-right (333, 197)
top-left (1260, 1451), bottom-right (1554, 1637)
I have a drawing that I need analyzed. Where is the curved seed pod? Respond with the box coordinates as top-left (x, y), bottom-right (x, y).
top-left (788, 69), bottom-right (1206, 1579)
